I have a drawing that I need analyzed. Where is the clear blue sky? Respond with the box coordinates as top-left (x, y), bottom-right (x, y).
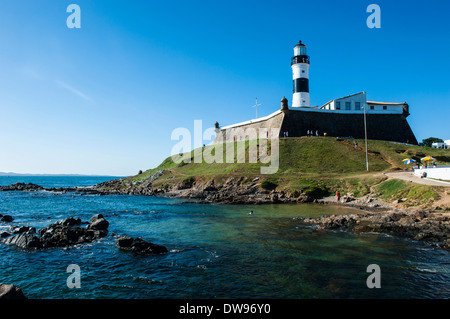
top-left (0, 0), bottom-right (449, 175)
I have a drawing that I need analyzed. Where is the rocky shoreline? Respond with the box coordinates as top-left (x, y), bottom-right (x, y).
top-left (93, 177), bottom-right (450, 251)
top-left (1, 180), bottom-right (449, 251)
top-left (0, 182), bottom-right (103, 195)
top-left (294, 208), bottom-right (450, 250)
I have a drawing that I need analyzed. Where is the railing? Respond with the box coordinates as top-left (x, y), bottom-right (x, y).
top-left (291, 55), bottom-right (310, 65)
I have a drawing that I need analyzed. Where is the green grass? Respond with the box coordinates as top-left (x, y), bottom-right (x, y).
top-left (122, 137), bottom-right (449, 206)
top-left (375, 179), bottom-right (441, 206)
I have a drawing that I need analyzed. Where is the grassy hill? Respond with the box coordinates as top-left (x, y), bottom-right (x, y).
top-left (126, 137), bottom-right (450, 206)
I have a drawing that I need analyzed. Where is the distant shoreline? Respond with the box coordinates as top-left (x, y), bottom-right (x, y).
top-left (0, 173), bottom-right (123, 177)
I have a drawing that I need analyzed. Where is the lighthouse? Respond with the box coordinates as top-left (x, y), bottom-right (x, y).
top-left (291, 41), bottom-right (310, 108)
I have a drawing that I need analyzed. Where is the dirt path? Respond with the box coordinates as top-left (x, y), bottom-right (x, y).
top-left (384, 171), bottom-right (450, 187)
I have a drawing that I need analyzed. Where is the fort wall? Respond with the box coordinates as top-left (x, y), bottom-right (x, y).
top-left (214, 109), bottom-right (418, 145)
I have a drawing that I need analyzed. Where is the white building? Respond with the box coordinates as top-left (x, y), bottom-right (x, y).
top-left (319, 92), bottom-right (407, 115)
top-left (431, 140), bottom-right (449, 149)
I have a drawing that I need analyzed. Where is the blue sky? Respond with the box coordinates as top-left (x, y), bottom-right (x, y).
top-left (0, 0), bottom-right (449, 175)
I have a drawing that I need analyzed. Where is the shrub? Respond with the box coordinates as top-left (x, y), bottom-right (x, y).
top-left (261, 180), bottom-right (278, 190)
top-left (304, 185), bottom-right (329, 198)
top-left (182, 176), bottom-right (195, 187)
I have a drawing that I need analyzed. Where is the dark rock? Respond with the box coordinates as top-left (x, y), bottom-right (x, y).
top-left (10, 225), bottom-right (36, 235)
top-left (88, 215), bottom-right (109, 231)
top-left (0, 215), bottom-right (111, 250)
top-left (296, 194), bottom-right (314, 203)
top-left (439, 239), bottom-right (450, 250)
top-left (1, 215), bottom-right (13, 223)
top-left (295, 209), bottom-right (450, 250)
top-left (59, 217), bottom-right (82, 227)
top-left (90, 214), bottom-right (104, 223)
top-left (117, 236), bottom-right (168, 255)
top-left (117, 236), bottom-right (134, 248)
top-left (39, 220), bottom-right (107, 248)
top-left (1, 232), bottom-right (11, 238)
top-left (4, 234), bottom-right (42, 249)
top-left (0, 284), bottom-right (27, 299)
top-left (0, 183), bottom-right (44, 192)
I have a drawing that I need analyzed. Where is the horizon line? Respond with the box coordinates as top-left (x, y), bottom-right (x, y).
top-left (0, 172), bottom-right (125, 177)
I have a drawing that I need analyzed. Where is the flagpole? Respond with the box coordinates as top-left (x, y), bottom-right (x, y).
top-left (363, 91), bottom-right (369, 171)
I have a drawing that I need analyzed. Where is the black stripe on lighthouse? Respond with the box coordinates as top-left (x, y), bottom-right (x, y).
top-left (293, 78), bottom-right (309, 93)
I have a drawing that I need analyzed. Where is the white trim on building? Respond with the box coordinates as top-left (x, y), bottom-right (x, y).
top-left (220, 110), bottom-right (282, 130)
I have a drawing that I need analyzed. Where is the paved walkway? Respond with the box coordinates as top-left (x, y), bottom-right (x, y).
top-left (384, 171), bottom-right (450, 187)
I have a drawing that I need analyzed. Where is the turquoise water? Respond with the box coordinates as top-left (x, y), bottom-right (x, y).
top-left (0, 176), bottom-right (449, 299)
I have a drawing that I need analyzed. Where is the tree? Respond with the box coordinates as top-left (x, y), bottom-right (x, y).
top-left (138, 170), bottom-right (143, 175)
top-left (422, 137), bottom-right (443, 147)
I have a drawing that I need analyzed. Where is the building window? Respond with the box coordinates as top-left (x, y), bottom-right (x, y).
top-left (355, 102), bottom-right (361, 110)
top-left (336, 101), bottom-right (340, 110)
top-left (370, 105), bottom-right (374, 110)
top-left (383, 105), bottom-right (387, 110)
top-left (345, 102), bottom-right (351, 110)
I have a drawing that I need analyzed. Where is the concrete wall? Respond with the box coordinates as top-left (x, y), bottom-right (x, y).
top-left (214, 111), bottom-right (285, 144)
top-left (414, 166), bottom-right (450, 180)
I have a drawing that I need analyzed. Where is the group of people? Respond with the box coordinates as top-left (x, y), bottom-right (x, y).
top-left (281, 130), bottom-right (329, 137)
top-left (422, 161), bottom-right (437, 168)
top-left (307, 130), bottom-right (320, 137)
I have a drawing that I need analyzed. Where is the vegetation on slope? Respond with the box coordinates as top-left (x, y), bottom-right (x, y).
top-left (128, 137), bottom-right (450, 206)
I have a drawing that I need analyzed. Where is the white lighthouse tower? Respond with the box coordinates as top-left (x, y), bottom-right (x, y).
top-left (291, 41), bottom-right (310, 108)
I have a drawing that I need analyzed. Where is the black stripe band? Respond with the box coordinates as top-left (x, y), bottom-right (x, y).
top-left (293, 78), bottom-right (309, 93)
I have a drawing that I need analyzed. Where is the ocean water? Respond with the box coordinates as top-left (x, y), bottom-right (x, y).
top-left (0, 176), bottom-right (449, 299)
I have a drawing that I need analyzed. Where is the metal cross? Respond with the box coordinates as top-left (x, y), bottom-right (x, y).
top-left (252, 98), bottom-right (261, 119)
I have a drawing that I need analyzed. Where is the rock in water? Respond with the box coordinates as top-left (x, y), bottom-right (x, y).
top-left (117, 236), bottom-right (168, 255)
top-left (0, 284), bottom-right (27, 299)
top-left (59, 217), bottom-right (82, 227)
top-left (10, 225), bottom-right (36, 235)
top-left (88, 214), bottom-right (109, 231)
top-left (1, 215), bottom-right (14, 223)
top-left (2, 215), bottom-right (110, 249)
top-left (0, 183), bottom-right (44, 192)
top-left (39, 214), bottom-right (109, 248)
top-left (4, 234), bottom-right (42, 249)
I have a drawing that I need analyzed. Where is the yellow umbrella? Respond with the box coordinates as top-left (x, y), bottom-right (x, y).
top-left (421, 156), bottom-right (435, 161)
